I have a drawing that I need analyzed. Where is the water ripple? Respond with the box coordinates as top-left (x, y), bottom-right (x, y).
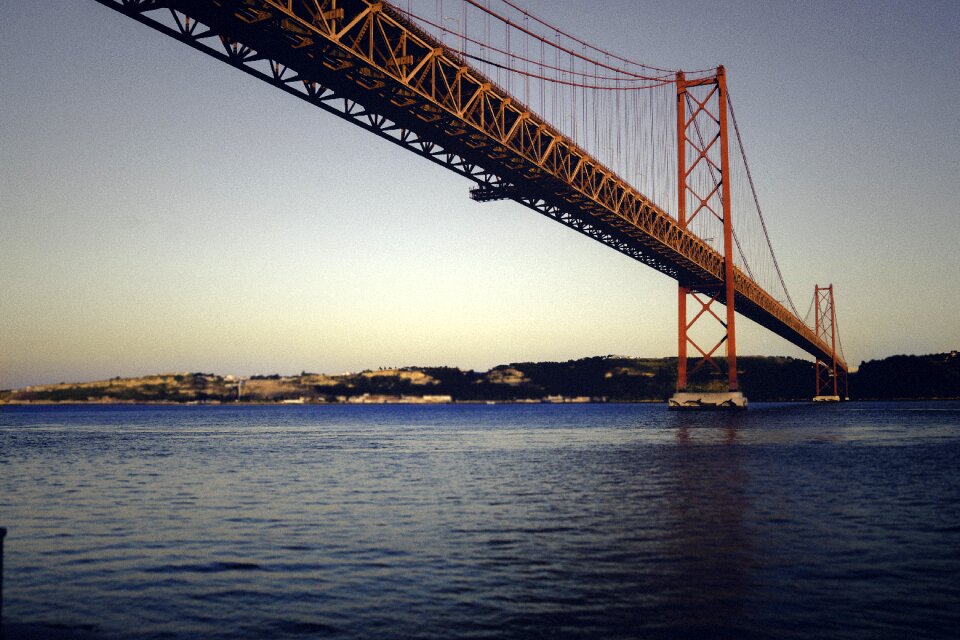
top-left (1, 401), bottom-right (959, 639)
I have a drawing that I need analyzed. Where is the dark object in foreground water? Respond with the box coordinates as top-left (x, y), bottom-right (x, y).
top-left (1, 526), bottom-right (6, 632)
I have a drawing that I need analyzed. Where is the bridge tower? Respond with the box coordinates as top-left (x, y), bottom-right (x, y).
top-left (670, 66), bottom-right (747, 409)
top-left (814, 284), bottom-right (846, 401)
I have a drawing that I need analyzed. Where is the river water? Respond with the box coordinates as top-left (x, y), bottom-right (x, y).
top-left (1, 402), bottom-right (958, 639)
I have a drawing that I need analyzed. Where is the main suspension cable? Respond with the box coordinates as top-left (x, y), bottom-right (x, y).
top-left (396, 6), bottom-right (674, 88)
top-left (727, 90), bottom-right (801, 318)
top-left (459, 0), bottom-right (674, 81)
top-left (491, 0), bottom-right (688, 75)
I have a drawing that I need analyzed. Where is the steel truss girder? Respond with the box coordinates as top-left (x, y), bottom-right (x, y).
top-left (94, 0), bottom-right (846, 372)
top-left (93, 0), bottom-right (684, 276)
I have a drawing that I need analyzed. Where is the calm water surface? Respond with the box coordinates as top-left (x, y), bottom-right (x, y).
top-left (1, 402), bottom-right (959, 639)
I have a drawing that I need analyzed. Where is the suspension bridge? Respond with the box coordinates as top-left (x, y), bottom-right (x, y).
top-left (94, 0), bottom-right (848, 407)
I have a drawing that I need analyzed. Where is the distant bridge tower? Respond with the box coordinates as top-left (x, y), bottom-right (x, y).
top-left (814, 284), bottom-right (846, 401)
top-left (670, 67), bottom-right (746, 410)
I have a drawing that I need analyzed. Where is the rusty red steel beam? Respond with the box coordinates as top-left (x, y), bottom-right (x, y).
top-left (93, 0), bottom-right (846, 371)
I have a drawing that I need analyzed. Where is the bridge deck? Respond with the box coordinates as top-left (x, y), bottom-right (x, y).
top-left (96, 0), bottom-right (846, 372)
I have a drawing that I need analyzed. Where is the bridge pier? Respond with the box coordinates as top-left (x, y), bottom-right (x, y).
top-left (669, 391), bottom-right (748, 410)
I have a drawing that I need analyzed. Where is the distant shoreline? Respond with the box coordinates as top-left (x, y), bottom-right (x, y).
top-left (2, 352), bottom-right (957, 404)
top-left (4, 398), bottom-right (960, 407)
top-left (0, 397), bottom-right (672, 406)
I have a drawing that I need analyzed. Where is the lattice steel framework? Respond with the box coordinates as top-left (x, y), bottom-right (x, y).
top-left (814, 284), bottom-right (846, 398)
top-left (676, 68), bottom-right (737, 392)
top-left (93, 0), bottom-right (847, 375)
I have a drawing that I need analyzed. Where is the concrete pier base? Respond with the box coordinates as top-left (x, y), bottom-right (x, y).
top-left (812, 395), bottom-right (841, 402)
top-left (668, 391), bottom-right (748, 410)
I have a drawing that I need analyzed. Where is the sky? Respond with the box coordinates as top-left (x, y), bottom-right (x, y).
top-left (1, 0), bottom-right (958, 389)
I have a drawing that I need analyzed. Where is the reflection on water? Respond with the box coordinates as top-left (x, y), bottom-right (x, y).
top-left (1, 402), bottom-right (959, 639)
top-left (668, 413), bottom-right (751, 636)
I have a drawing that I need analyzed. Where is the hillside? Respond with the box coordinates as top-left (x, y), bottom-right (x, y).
top-left (853, 351), bottom-right (960, 399)
top-left (0, 355), bottom-right (816, 404)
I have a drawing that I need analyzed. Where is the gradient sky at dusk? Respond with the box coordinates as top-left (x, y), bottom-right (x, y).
top-left (2, 0), bottom-right (958, 389)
